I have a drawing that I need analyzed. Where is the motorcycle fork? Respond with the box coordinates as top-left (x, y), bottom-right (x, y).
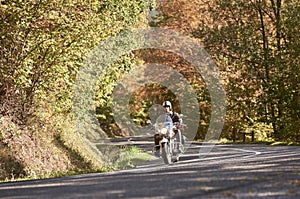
top-left (160, 137), bottom-right (169, 152)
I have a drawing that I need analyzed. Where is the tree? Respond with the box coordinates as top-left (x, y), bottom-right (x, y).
top-left (0, 0), bottom-right (149, 179)
top-left (193, 0), bottom-right (299, 141)
top-left (0, 0), bottom-right (148, 122)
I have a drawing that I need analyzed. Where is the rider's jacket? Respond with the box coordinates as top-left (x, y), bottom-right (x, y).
top-left (165, 112), bottom-right (180, 124)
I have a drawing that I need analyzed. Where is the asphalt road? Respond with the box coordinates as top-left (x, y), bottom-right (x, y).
top-left (0, 143), bottom-right (300, 199)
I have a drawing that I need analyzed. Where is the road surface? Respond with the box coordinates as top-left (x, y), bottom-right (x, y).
top-left (0, 143), bottom-right (300, 198)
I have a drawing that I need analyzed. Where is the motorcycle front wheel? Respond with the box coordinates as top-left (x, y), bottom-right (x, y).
top-left (161, 142), bottom-right (172, 164)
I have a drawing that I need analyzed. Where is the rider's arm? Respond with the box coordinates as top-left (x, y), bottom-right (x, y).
top-left (171, 112), bottom-right (180, 123)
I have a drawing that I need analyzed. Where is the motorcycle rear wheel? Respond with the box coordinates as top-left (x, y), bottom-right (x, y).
top-left (161, 143), bottom-right (172, 164)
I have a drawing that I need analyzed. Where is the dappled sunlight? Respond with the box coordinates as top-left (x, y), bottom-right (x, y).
top-left (0, 145), bottom-right (300, 198)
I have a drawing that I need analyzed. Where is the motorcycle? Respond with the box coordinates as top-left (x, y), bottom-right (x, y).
top-left (153, 114), bottom-right (185, 164)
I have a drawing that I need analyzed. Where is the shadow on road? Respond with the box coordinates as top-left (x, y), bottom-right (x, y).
top-left (0, 145), bottom-right (300, 199)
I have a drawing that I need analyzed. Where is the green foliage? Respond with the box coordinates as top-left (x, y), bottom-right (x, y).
top-left (95, 53), bottom-right (141, 136)
top-left (0, 0), bottom-right (149, 118)
top-left (193, 0), bottom-right (300, 141)
top-left (243, 122), bottom-right (274, 142)
top-left (0, 0), bottom-right (150, 180)
top-left (113, 146), bottom-right (152, 169)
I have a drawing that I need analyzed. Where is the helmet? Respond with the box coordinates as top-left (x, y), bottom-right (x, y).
top-left (162, 101), bottom-right (172, 110)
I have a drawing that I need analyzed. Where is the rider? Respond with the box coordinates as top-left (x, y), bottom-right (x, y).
top-left (154, 100), bottom-right (180, 157)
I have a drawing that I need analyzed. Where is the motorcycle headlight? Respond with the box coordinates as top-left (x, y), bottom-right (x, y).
top-left (160, 127), bottom-right (168, 135)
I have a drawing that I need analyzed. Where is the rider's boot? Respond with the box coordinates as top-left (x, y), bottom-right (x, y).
top-left (154, 145), bottom-right (160, 157)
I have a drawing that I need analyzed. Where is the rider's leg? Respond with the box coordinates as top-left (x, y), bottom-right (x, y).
top-left (154, 134), bottom-right (160, 156)
top-left (174, 130), bottom-right (185, 153)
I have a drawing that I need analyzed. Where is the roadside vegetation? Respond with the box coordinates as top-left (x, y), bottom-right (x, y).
top-left (0, 0), bottom-right (150, 181)
top-left (148, 0), bottom-right (299, 143)
top-left (1, 0), bottom-right (299, 181)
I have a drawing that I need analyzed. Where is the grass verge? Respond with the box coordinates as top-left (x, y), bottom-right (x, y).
top-left (113, 146), bottom-right (152, 170)
top-left (217, 138), bottom-right (300, 146)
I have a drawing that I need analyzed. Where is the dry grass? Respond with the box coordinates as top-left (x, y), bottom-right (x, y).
top-left (0, 115), bottom-right (110, 181)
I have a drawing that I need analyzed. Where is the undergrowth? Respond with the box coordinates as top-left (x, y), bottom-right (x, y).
top-left (0, 113), bottom-right (152, 183)
top-left (113, 146), bottom-right (152, 170)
